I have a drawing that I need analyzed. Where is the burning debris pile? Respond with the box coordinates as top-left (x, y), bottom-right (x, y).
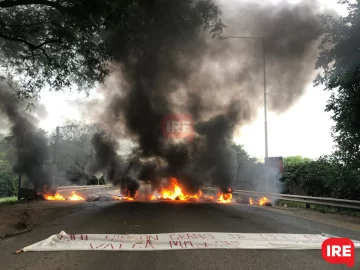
top-left (82, 0), bottom-right (321, 203)
top-left (43, 191), bottom-right (85, 201)
top-left (249, 197), bottom-right (272, 206)
top-left (113, 177), bottom-right (233, 203)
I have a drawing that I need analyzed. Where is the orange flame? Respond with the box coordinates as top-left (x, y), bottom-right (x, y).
top-left (259, 197), bottom-right (269, 206)
top-left (43, 193), bottom-right (65, 201)
top-left (68, 191), bottom-right (85, 201)
top-left (217, 192), bottom-right (232, 203)
top-left (112, 195), bottom-right (134, 201)
top-left (159, 178), bottom-right (201, 201)
top-left (249, 197), bottom-right (269, 206)
top-left (111, 178), bottom-right (234, 204)
top-left (43, 190), bottom-right (85, 201)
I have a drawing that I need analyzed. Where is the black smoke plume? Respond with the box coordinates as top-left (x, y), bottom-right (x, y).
top-left (0, 85), bottom-right (52, 191)
top-left (88, 0), bottom-right (323, 195)
top-left (85, 132), bottom-right (141, 196)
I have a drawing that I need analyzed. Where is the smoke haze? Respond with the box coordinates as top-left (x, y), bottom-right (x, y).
top-left (0, 84), bottom-right (52, 191)
top-left (84, 0), bottom-right (323, 195)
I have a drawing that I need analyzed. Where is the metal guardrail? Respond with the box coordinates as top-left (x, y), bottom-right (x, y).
top-left (58, 184), bottom-right (113, 192)
top-left (203, 188), bottom-right (360, 210)
top-left (16, 185), bottom-right (114, 200)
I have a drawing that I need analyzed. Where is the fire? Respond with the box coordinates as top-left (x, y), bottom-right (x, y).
top-left (112, 177), bottom-right (234, 203)
top-left (259, 197), bottom-right (269, 206)
top-left (43, 193), bottom-right (65, 201)
top-left (43, 191), bottom-right (85, 201)
top-left (68, 191), bottom-right (85, 201)
top-left (249, 197), bottom-right (270, 206)
top-left (112, 196), bottom-right (134, 201)
top-left (217, 192), bottom-right (232, 203)
top-left (159, 177), bottom-right (201, 201)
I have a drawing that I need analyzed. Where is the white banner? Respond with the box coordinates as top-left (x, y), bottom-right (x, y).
top-left (19, 231), bottom-right (360, 252)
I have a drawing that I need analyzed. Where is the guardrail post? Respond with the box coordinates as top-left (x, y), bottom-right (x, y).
top-left (306, 203), bottom-right (310, 209)
top-left (17, 174), bottom-right (22, 200)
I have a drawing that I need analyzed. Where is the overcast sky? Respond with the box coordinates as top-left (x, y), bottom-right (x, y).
top-left (36, 0), bottom-right (347, 159)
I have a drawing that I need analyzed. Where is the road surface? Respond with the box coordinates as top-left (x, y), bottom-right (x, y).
top-left (1, 198), bottom-right (359, 270)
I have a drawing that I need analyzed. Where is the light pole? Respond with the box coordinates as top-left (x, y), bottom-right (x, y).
top-left (218, 36), bottom-right (268, 159)
top-left (53, 124), bottom-right (79, 186)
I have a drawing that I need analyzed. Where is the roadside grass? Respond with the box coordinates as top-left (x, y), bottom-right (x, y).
top-left (275, 199), bottom-right (360, 217)
top-left (0, 196), bottom-right (17, 205)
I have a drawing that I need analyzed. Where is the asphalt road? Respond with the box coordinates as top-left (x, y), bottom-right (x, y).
top-left (1, 200), bottom-right (360, 270)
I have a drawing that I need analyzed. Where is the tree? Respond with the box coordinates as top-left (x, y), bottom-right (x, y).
top-left (0, 0), bottom-right (117, 98)
top-left (0, 0), bottom-right (223, 99)
top-left (283, 156), bottom-right (311, 166)
top-left (281, 155), bottom-right (360, 200)
top-left (315, 0), bottom-right (360, 166)
top-left (48, 122), bottom-right (98, 185)
top-left (0, 150), bottom-right (17, 197)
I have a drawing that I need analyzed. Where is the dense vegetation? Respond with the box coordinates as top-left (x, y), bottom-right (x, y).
top-left (281, 156), bottom-right (360, 200)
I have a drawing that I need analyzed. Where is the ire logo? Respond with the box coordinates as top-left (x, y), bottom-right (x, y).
top-left (162, 114), bottom-right (194, 142)
top-left (322, 238), bottom-right (355, 268)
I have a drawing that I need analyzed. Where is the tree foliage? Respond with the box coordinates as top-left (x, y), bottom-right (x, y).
top-left (281, 155), bottom-right (360, 200)
top-left (48, 121), bottom-right (99, 185)
top-left (283, 156), bottom-right (311, 166)
top-left (0, 139), bottom-right (17, 197)
top-left (0, 0), bottom-right (223, 99)
top-left (315, 0), bottom-right (360, 166)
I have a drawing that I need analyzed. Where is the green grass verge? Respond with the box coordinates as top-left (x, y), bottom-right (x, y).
top-left (0, 196), bottom-right (17, 205)
top-left (275, 199), bottom-right (360, 216)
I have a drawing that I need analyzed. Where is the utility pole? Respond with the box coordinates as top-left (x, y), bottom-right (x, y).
top-left (219, 35), bottom-right (269, 191)
top-left (53, 126), bottom-right (60, 187)
top-left (218, 35), bottom-right (268, 159)
top-left (262, 37), bottom-right (268, 158)
top-left (262, 37), bottom-right (269, 192)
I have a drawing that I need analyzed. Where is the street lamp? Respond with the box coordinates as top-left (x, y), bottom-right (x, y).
top-left (218, 35), bottom-right (268, 159)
